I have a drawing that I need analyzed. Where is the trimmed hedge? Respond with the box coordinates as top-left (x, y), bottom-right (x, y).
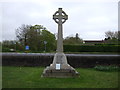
top-left (64, 45), bottom-right (119, 52)
top-left (2, 53), bottom-right (120, 68)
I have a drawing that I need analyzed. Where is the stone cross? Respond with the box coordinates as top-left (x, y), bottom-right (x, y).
top-left (53, 8), bottom-right (68, 53)
top-left (42, 8), bottom-right (79, 77)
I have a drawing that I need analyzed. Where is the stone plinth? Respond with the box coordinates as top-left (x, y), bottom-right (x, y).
top-left (42, 69), bottom-right (79, 78)
top-left (42, 53), bottom-right (79, 77)
top-left (42, 64), bottom-right (79, 78)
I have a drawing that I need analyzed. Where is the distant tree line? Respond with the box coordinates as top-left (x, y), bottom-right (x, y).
top-left (63, 33), bottom-right (83, 45)
top-left (1, 24), bottom-right (84, 52)
top-left (2, 24), bottom-right (56, 52)
top-left (15, 24), bottom-right (56, 52)
top-left (1, 24), bottom-right (120, 52)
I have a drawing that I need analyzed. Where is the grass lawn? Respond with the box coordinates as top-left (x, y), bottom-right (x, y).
top-left (2, 66), bottom-right (119, 88)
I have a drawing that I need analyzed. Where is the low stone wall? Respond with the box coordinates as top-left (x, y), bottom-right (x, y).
top-left (2, 53), bottom-right (120, 68)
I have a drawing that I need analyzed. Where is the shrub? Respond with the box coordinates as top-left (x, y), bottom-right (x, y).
top-left (2, 47), bottom-right (10, 52)
top-left (94, 65), bottom-right (120, 71)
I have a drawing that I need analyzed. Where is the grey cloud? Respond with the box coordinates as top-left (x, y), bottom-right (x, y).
top-left (1, 1), bottom-right (118, 41)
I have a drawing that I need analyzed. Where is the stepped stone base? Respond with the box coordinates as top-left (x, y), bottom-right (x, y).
top-left (42, 64), bottom-right (79, 78)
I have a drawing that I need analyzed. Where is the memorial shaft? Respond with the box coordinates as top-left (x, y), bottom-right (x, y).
top-left (57, 24), bottom-right (63, 52)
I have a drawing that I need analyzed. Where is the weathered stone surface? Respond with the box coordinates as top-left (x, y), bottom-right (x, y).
top-left (42, 68), bottom-right (79, 78)
top-left (52, 53), bottom-right (68, 65)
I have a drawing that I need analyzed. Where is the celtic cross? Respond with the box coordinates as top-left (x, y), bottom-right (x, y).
top-left (53, 8), bottom-right (68, 24)
top-left (53, 8), bottom-right (68, 52)
top-left (42, 8), bottom-right (79, 78)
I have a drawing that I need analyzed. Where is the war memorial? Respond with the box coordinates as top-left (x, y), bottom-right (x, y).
top-left (42, 8), bottom-right (79, 77)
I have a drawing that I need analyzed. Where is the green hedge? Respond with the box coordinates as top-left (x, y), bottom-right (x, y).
top-left (2, 47), bottom-right (10, 52)
top-left (94, 65), bottom-right (120, 71)
top-left (63, 45), bottom-right (119, 52)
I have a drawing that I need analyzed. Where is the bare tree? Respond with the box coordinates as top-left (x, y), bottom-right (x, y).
top-left (104, 30), bottom-right (120, 44)
top-left (16, 24), bottom-right (31, 46)
top-left (105, 31), bottom-right (114, 39)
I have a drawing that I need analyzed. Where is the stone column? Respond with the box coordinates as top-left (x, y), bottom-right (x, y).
top-left (57, 23), bottom-right (63, 52)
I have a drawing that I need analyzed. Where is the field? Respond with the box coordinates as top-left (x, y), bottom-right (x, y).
top-left (2, 66), bottom-right (119, 88)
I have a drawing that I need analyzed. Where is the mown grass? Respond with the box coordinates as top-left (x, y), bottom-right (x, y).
top-left (2, 66), bottom-right (119, 88)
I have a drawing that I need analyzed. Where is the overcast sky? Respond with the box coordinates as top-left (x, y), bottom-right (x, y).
top-left (0, 0), bottom-right (119, 41)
